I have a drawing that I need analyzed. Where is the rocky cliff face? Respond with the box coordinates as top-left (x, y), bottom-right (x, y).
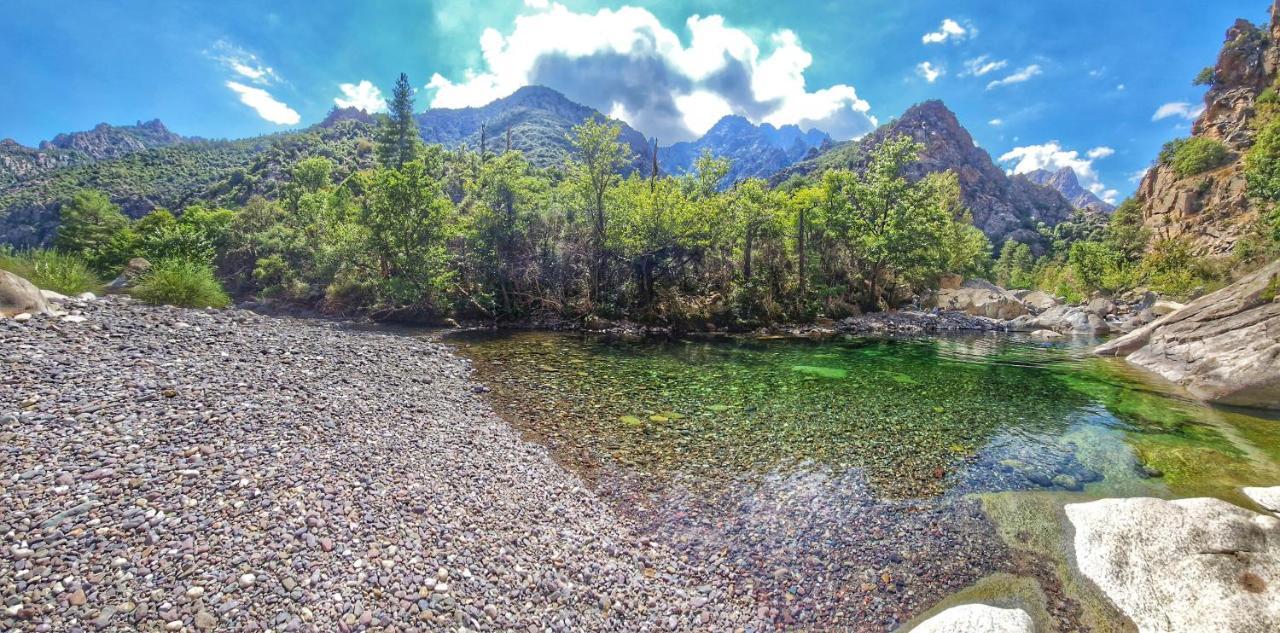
top-left (1025, 167), bottom-right (1114, 212)
top-left (1137, 2), bottom-right (1280, 256)
top-left (775, 100), bottom-right (1076, 251)
top-left (0, 120), bottom-right (189, 187)
top-left (416, 85), bottom-right (652, 174)
top-left (658, 115), bottom-right (829, 186)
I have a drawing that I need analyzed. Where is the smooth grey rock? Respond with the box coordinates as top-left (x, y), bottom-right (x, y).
top-left (1244, 487), bottom-right (1280, 516)
top-left (911, 604), bottom-right (1034, 633)
top-left (1, 270), bottom-right (50, 317)
top-left (1066, 496), bottom-right (1280, 633)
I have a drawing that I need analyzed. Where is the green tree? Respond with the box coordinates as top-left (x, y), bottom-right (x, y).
top-left (994, 239), bottom-right (1035, 288)
top-left (363, 159), bottom-right (455, 315)
top-left (568, 118), bottom-right (627, 305)
top-left (55, 190), bottom-right (130, 273)
top-left (376, 74), bottom-right (421, 169)
top-left (1103, 198), bottom-right (1150, 261)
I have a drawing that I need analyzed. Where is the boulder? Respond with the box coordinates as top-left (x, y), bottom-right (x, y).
top-left (911, 604), bottom-right (1034, 633)
top-left (1244, 487), bottom-right (1280, 516)
top-left (1066, 496), bottom-right (1280, 633)
top-left (1095, 260), bottom-right (1280, 409)
top-left (928, 280), bottom-right (1027, 320)
top-left (1, 270), bottom-right (50, 317)
top-left (1086, 296), bottom-right (1115, 317)
top-left (1010, 305), bottom-right (1110, 335)
top-left (107, 257), bottom-right (151, 292)
top-left (40, 289), bottom-right (68, 302)
top-left (1030, 329), bottom-right (1062, 341)
top-left (1019, 290), bottom-right (1057, 312)
top-left (1150, 300), bottom-right (1186, 316)
top-left (938, 274), bottom-right (964, 290)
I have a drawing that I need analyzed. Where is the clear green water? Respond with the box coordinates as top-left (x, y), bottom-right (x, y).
top-left (444, 330), bottom-right (1280, 630)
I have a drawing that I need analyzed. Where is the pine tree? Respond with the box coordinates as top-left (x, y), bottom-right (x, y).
top-left (376, 73), bottom-right (420, 169)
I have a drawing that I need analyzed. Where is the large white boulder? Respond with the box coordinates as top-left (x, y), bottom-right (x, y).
top-left (1095, 260), bottom-right (1280, 409)
top-left (911, 604), bottom-right (1034, 633)
top-left (1244, 486), bottom-right (1280, 516)
top-left (1066, 496), bottom-right (1280, 633)
top-left (928, 279), bottom-right (1027, 320)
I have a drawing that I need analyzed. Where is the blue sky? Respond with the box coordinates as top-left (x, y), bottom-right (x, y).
top-left (0, 0), bottom-right (1267, 202)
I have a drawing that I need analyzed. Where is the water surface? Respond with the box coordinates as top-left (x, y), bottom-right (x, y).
top-left (444, 330), bottom-right (1280, 631)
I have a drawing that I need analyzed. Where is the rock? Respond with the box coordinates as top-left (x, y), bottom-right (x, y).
top-left (77, 291), bottom-right (97, 301)
top-left (61, 314), bottom-right (87, 323)
top-left (1066, 496), bottom-right (1280, 633)
top-left (1, 270), bottom-right (50, 317)
top-left (195, 609), bottom-right (217, 630)
top-left (1095, 260), bottom-right (1280, 409)
top-left (1244, 487), bottom-right (1280, 516)
top-left (938, 274), bottom-right (964, 290)
top-left (238, 573), bottom-right (256, 587)
top-left (1012, 304), bottom-right (1109, 335)
top-left (1086, 296), bottom-right (1115, 317)
top-left (1020, 290), bottom-right (1057, 312)
top-left (911, 604), bottom-right (1034, 633)
top-left (927, 280), bottom-right (1027, 320)
top-left (1052, 474), bottom-right (1082, 491)
top-left (41, 288), bottom-right (69, 302)
top-left (106, 257), bottom-right (151, 292)
top-left (1029, 329), bottom-right (1062, 341)
top-left (1150, 300), bottom-right (1186, 316)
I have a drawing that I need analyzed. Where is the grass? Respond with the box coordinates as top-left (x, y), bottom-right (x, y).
top-left (0, 248), bottom-right (102, 295)
top-left (131, 259), bottom-right (231, 308)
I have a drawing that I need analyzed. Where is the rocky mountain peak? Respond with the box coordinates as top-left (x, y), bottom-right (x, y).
top-left (318, 106), bottom-right (377, 128)
top-left (1025, 167), bottom-right (1114, 212)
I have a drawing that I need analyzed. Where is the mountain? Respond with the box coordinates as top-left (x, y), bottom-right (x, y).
top-left (1025, 167), bottom-right (1115, 212)
top-left (0, 120), bottom-right (190, 187)
top-left (415, 85), bottom-right (651, 174)
top-left (773, 100), bottom-right (1076, 251)
top-left (0, 87), bottom-right (654, 246)
top-left (1135, 1), bottom-right (1280, 256)
top-left (657, 115), bottom-right (829, 185)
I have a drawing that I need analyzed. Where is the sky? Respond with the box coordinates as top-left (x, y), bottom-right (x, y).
top-left (0, 0), bottom-right (1269, 204)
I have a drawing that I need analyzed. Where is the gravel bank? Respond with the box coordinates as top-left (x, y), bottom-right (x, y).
top-left (0, 297), bottom-right (759, 631)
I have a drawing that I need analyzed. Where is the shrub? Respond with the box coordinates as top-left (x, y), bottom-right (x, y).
top-left (131, 259), bottom-right (231, 308)
top-left (0, 249), bottom-right (102, 295)
top-left (1246, 117), bottom-right (1280, 202)
top-left (1193, 66), bottom-right (1216, 86)
top-left (1170, 137), bottom-right (1230, 177)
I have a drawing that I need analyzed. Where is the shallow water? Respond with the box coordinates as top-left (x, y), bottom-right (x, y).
top-left (444, 329), bottom-right (1280, 630)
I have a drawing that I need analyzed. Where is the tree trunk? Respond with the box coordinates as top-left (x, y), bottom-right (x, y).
top-left (797, 208), bottom-right (807, 296)
top-left (743, 227), bottom-right (755, 281)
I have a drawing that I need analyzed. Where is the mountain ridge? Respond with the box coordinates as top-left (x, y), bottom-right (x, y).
top-left (658, 115), bottom-right (829, 185)
top-left (1024, 167), bottom-right (1115, 213)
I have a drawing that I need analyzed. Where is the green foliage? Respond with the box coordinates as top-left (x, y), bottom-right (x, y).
top-left (1103, 198), bottom-right (1150, 261)
top-left (54, 190), bottom-right (130, 272)
top-left (1169, 137), bottom-right (1230, 177)
top-left (1246, 116), bottom-right (1280, 203)
top-left (376, 73), bottom-right (420, 169)
top-left (1192, 66), bottom-right (1216, 86)
top-left (1139, 238), bottom-right (1221, 298)
top-left (362, 159), bottom-right (454, 315)
top-left (0, 248), bottom-right (102, 295)
top-left (132, 259), bottom-right (231, 308)
top-left (994, 239), bottom-right (1035, 289)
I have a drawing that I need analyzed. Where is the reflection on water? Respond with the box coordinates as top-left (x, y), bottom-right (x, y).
top-left (443, 329), bottom-right (1280, 630)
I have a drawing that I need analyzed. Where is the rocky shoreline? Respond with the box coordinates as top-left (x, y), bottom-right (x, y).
top-left (0, 296), bottom-right (764, 631)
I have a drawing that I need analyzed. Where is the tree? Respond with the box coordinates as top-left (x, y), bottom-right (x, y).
top-left (376, 73), bottom-right (421, 168)
top-left (363, 159), bottom-right (454, 315)
top-left (568, 118), bottom-right (627, 304)
top-left (55, 190), bottom-right (130, 272)
top-left (994, 239), bottom-right (1035, 288)
top-left (1193, 66), bottom-right (1216, 86)
top-left (1103, 198), bottom-right (1150, 262)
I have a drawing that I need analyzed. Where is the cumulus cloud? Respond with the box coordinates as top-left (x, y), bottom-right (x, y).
top-left (334, 80), bottom-right (387, 113)
top-left (922, 19), bottom-right (971, 44)
top-left (999, 141), bottom-right (1119, 204)
top-left (425, 4), bottom-right (877, 141)
top-left (226, 81), bottom-right (300, 125)
top-left (986, 64), bottom-right (1042, 90)
top-left (916, 61), bottom-right (944, 83)
top-left (988, 118), bottom-right (1004, 126)
top-left (1152, 101), bottom-right (1205, 121)
top-left (207, 40), bottom-right (280, 86)
top-left (960, 55), bottom-right (1007, 77)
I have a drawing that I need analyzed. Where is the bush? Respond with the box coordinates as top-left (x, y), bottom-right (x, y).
top-left (131, 259), bottom-right (231, 308)
top-left (1170, 137), bottom-right (1230, 177)
top-left (1193, 66), bottom-right (1216, 86)
top-left (0, 249), bottom-right (102, 295)
top-left (1246, 117), bottom-right (1280, 202)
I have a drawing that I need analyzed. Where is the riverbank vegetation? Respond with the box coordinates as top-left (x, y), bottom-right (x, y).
top-left (8, 80), bottom-right (1277, 319)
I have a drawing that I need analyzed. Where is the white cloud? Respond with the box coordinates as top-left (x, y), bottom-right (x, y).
top-left (225, 81), bottom-right (300, 125)
top-left (922, 18), bottom-right (971, 44)
top-left (999, 140), bottom-right (1118, 204)
top-left (524, 0), bottom-right (549, 8)
top-left (1152, 101), bottom-right (1205, 122)
top-left (1116, 84), bottom-right (1126, 91)
top-left (207, 40), bottom-right (280, 86)
top-left (916, 61), bottom-right (944, 83)
top-left (986, 64), bottom-right (1042, 90)
top-left (334, 80), bottom-right (387, 113)
top-left (425, 4), bottom-right (877, 141)
top-left (961, 55), bottom-right (1007, 77)
top-left (988, 118), bottom-right (1004, 126)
